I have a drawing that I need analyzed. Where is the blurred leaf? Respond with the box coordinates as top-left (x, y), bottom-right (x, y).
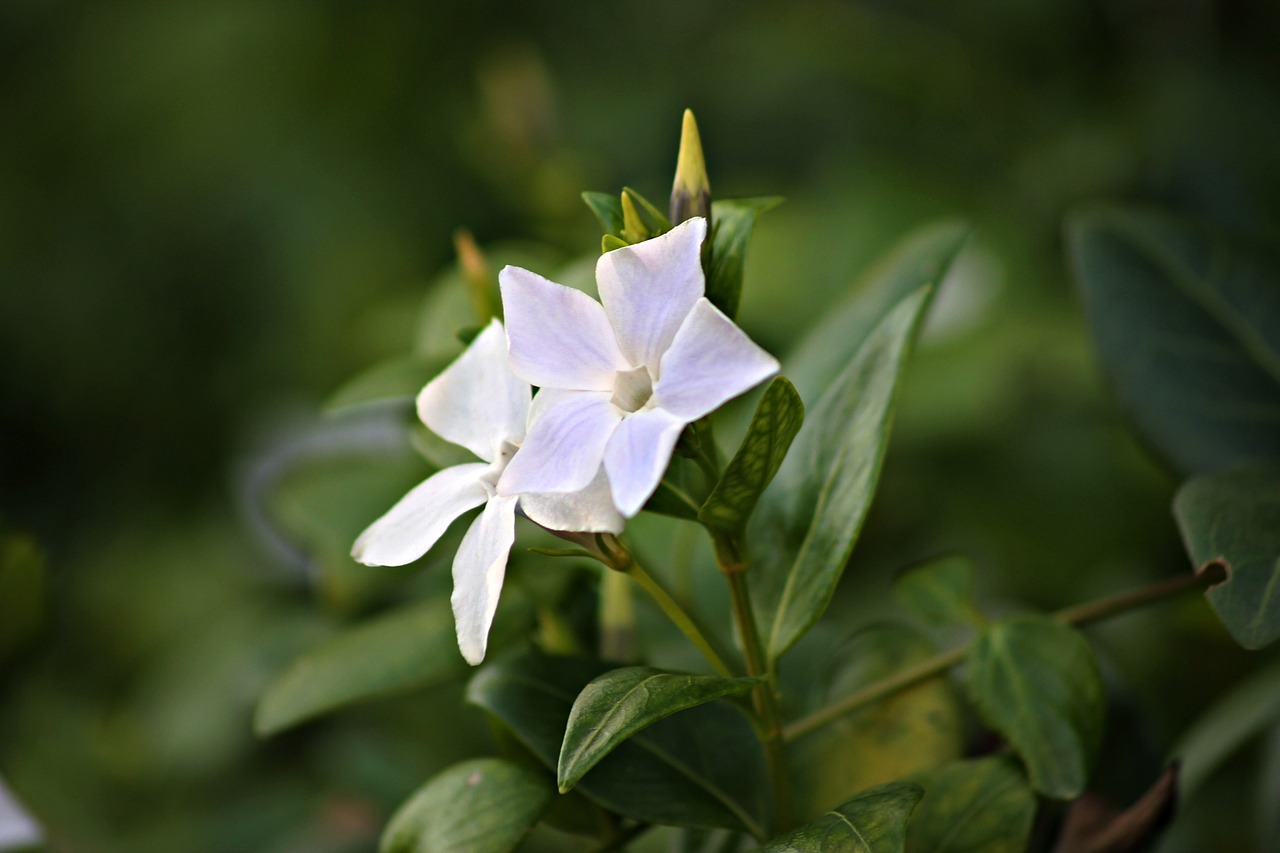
top-left (255, 598), bottom-right (466, 736)
top-left (467, 651), bottom-right (767, 835)
top-left (326, 355), bottom-right (447, 413)
top-left (758, 782), bottom-right (921, 852)
top-left (906, 757), bottom-right (1035, 853)
top-left (1052, 764), bottom-right (1178, 853)
top-left (1173, 464), bottom-right (1280, 649)
top-left (893, 555), bottom-right (980, 628)
top-left (791, 624), bottom-right (963, 821)
top-left (380, 758), bottom-right (552, 853)
top-left (699, 378), bottom-right (804, 535)
top-left (706, 197), bottom-right (783, 318)
top-left (582, 191), bottom-right (625, 235)
top-left (1066, 207), bottom-right (1280, 474)
top-left (758, 286), bottom-right (934, 662)
top-left (557, 666), bottom-right (762, 793)
top-left (964, 616), bottom-right (1105, 799)
top-left (0, 532), bottom-right (46, 664)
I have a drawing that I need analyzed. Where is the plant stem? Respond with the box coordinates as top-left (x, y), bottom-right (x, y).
top-left (622, 560), bottom-right (735, 678)
top-left (783, 565), bottom-right (1225, 743)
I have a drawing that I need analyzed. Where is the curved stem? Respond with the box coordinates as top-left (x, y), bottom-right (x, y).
top-left (623, 560), bottom-right (735, 678)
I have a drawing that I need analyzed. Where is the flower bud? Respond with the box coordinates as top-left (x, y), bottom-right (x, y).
top-left (669, 109), bottom-right (711, 224)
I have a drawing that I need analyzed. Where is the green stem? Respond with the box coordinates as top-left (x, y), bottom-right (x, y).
top-left (623, 560), bottom-right (735, 678)
top-left (783, 565), bottom-right (1225, 743)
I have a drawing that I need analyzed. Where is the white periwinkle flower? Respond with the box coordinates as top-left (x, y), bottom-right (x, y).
top-left (496, 217), bottom-right (779, 517)
top-left (352, 319), bottom-right (622, 664)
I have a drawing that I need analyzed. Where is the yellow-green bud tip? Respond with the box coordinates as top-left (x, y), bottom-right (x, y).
top-left (453, 228), bottom-right (496, 323)
top-left (670, 109), bottom-right (711, 223)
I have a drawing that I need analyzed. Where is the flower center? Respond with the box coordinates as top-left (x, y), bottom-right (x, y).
top-left (480, 439), bottom-right (521, 495)
top-left (611, 366), bottom-right (654, 413)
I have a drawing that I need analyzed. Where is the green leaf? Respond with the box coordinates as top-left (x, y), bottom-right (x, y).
top-left (759, 782), bottom-right (922, 852)
top-left (905, 757), bottom-right (1035, 853)
top-left (1174, 464), bottom-right (1280, 649)
top-left (255, 598), bottom-right (465, 736)
top-left (893, 555), bottom-right (980, 628)
top-left (1066, 207), bottom-right (1280, 474)
top-left (644, 455), bottom-right (707, 520)
top-left (467, 651), bottom-right (767, 835)
top-left (582, 191), bottom-right (625, 235)
top-left (705, 197), bottom-right (783, 318)
top-left (601, 234), bottom-right (629, 253)
top-left (557, 666), bottom-right (762, 793)
top-left (758, 286), bottom-right (934, 662)
top-left (621, 186), bottom-right (672, 236)
top-left (380, 758), bottom-right (553, 853)
top-left (326, 355), bottom-right (447, 412)
top-left (964, 616), bottom-right (1105, 799)
top-left (699, 378), bottom-right (804, 535)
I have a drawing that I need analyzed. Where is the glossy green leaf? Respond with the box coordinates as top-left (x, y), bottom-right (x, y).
top-left (893, 555), bottom-right (980, 628)
top-left (1174, 464), bottom-right (1280, 649)
top-left (582, 191), bottom-right (625, 235)
top-left (759, 782), bottom-right (922, 852)
top-left (255, 598), bottom-right (465, 735)
top-left (964, 616), bottom-right (1104, 799)
top-left (326, 355), bottom-right (447, 412)
top-left (699, 378), bottom-right (804, 535)
top-left (758, 286), bottom-right (934, 661)
top-left (1067, 207), bottom-right (1280, 474)
top-left (706, 197), bottom-right (783, 318)
top-left (558, 666), bottom-right (762, 793)
top-left (905, 757), bottom-right (1035, 853)
top-left (380, 758), bottom-right (553, 853)
top-left (467, 652), bottom-right (767, 835)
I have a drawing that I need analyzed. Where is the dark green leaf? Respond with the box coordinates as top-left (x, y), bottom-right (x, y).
top-left (582, 191), bottom-right (625, 235)
top-left (1066, 207), bottom-right (1280, 474)
top-left (380, 758), bottom-right (553, 853)
top-left (759, 782), bottom-right (922, 852)
top-left (964, 616), bottom-right (1105, 799)
top-left (558, 666), bottom-right (762, 793)
top-left (706, 197), bottom-right (783, 318)
top-left (1174, 464), bottom-right (1280, 649)
top-left (467, 652), bottom-right (766, 835)
top-left (325, 355), bottom-right (449, 412)
top-left (255, 598), bottom-right (465, 735)
top-left (699, 378), bottom-right (804, 535)
top-left (906, 757), bottom-right (1035, 853)
top-left (757, 287), bottom-right (934, 662)
top-left (893, 555), bottom-right (980, 628)
top-left (644, 454), bottom-right (707, 520)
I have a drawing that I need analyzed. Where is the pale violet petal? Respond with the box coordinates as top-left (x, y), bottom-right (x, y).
top-left (0, 775), bottom-right (43, 851)
top-left (417, 319), bottom-right (530, 462)
top-left (451, 495), bottom-right (518, 665)
top-left (497, 391), bottom-right (621, 496)
top-left (499, 266), bottom-right (630, 390)
top-left (604, 408), bottom-right (686, 517)
top-left (597, 217), bottom-right (707, 369)
top-left (351, 463), bottom-right (489, 566)
top-left (520, 466), bottom-right (625, 533)
top-left (653, 297), bottom-right (779, 421)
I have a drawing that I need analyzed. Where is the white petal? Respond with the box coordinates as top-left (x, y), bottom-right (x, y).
top-left (451, 495), bottom-right (518, 665)
top-left (597, 217), bottom-right (707, 369)
top-left (497, 391), bottom-right (621, 495)
top-left (654, 298), bottom-right (779, 421)
top-left (520, 466), bottom-right (625, 533)
top-left (604, 408), bottom-right (687, 517)
top-left (351, 463), bottom-right (489, 566)
top-left (417, 319), bottom-right (530, 462)
top-left (499, 266), bottom-right (630, 390)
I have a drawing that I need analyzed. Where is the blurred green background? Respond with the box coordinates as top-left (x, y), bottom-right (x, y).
top-left (2, 1), bottom-right (1278, 851)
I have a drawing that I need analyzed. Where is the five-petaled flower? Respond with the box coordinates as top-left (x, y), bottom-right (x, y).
top-left (497, 217), bottom-right (779, 516)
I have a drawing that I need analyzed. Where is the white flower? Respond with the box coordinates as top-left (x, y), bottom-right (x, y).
top-left (496, 217), bottom-right (779, 517)
top-left (352, 319), bottom-right (622, 664)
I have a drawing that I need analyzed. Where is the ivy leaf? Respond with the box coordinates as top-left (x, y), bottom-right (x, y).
top-left (380, 758), bottom-right (553, 853)
top-left (906, 757), bottom-right (1035, 853)
top-left (893, 555), bottom-right (981, 628)
top-left (1174, 464), bottom-right (1280, 649)
top-left (758, 782), bottom-right (922, 852)
top-left (467, 651), bottom-right (767, 835)
top-left (255, 598), bottom-right (465, 736)
top-left (582, 191), bottom-right (625, 236)
top-left (964, 616), bottom-right (1105, 799)
top-left (1066, 207), bottom-right (1280, 475)
top-left (557, 667), bottom-right (763, 793)
top-left (699, 377), bottom-right (804, 535)
top-left (705, 197), bottom-right (783, 318)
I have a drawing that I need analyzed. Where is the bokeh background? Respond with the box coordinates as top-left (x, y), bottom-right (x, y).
top-left (2, 1), bottom-right (1279, 851)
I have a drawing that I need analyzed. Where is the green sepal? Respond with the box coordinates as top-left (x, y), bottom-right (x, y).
top-left (583, 191), bottom-right (626, 235)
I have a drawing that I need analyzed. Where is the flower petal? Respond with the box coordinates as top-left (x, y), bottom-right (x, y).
top-left (497, 391), bottom-right (621, 495)
top-left (451, 495), bottom-right (518, 665)
top-left (597, 217), bottom-right (707, 369)
top-left (499, 266), bottom-right (630, 390)
top-left (520, 466), bottom-right (625, 533)
top-left (654, 297), bottom-right (779, 421)
top-left (351, 463), bottom-right (489, 566)
top-left (417, 319), bottom-right (530, 462)
top-left (604, 408), bottom-right (687, 517)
